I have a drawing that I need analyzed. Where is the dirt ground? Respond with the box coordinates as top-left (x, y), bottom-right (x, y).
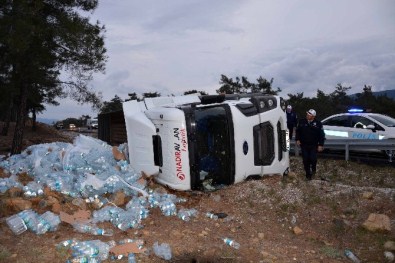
top-left (0, 122), bottom-right (394, 263)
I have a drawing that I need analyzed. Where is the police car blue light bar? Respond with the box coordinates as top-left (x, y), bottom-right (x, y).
top-left (348, 108), bottom-right (364, 113)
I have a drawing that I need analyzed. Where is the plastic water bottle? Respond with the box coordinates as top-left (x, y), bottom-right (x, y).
top-left (18, 209), bottom-right (40, 234)
top-left (6, 214), bottom-right (28, 235)
top-left (148, 191), bottom-right (161, 208)
top-left (57, 239), bottom-right (78, 249)
top-left (128, 253), bottom-right (136, 263)
top-left (72, 222), bottom-right (114, 236)
top-left (177, 209), bottom-right (191, 221)
top-left (71, 243), bottom-right (99, 258)
top-left (35, 215), bottom-right (52, 234)
top-left (178, 208), bottom-right (198, 221)
top-left (40, 211), bottom-right (61, 231)
top-left (116, 218), bottom-right (142, 231)
top-left (68, 255), bottom-right (93, 262)
top-left (159, 200), bottom-right (177, 216)
top-left (152, 242), bottom-right (172, 260)
top-left (70, 240), bottom-right (110, 261)
top-left (205, 212), bottom-right (218, 220)
top-left (223, 238), bottom-right (240, 249)
top-left (344, 249), bottom-right (361, 263)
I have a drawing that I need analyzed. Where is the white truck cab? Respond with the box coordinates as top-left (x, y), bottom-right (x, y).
top-left (123, 93), bottom-right (290, 191)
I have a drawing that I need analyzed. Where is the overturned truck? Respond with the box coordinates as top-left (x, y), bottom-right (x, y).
top-left (123, 93), bottom-right (290, 191)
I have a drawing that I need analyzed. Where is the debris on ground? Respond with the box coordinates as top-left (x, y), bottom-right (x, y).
top-left (0, 127), bottom-right (394, 262)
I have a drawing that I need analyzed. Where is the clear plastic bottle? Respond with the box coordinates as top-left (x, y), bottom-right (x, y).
top-left (57, 239), bottom-right (78, 249)
top-left (177, 210), bottom-right (191, 221)
top-left (116, 219), bottom-right (141, 231)
top-left (159, 200), bottom-right (177, 216)
top-left (72, 222), bottom-right (114, 236)
top-left (223, 237), bottom-right (240, 249)
top-left (344, 249), bottom-right (361, 263)
top-left (35, 215), bottom-right (52, 234)
top-left (117, 221), bottom-right (131, 231)
top-left (40, 211), bottom-right (61, 231)
top-left (6, 214), bottom-right (28, 235)
top-left (68, 255), bottom-right (91, 263)
top-left (18, 209), bottom-right (40, 234)
top-left (119, 238), bottom-right (135, 244)
top-left (71, 243), bottom-right (99, 258)
top-left (152, 242), bottom-right (172, 260)
top-left (69, 240), bottom-right (110, 261)
top-left (128, 253), bottom-right (136, 263)
top-left (178, 208), bottom-right (198, 221)
top-left (205, 212), bottom-right (218, 220)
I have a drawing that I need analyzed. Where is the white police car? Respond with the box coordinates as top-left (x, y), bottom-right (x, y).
top-left (322, 109), bottom-right (395, 140)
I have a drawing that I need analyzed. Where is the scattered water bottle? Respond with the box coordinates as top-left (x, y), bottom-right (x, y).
top-left (72, 222), bottom-right (114, 236)
top-left (152, 242), bottom-right (172, 260)
top-left (6, 214), bottom-right (28, 235)
top-left (35, 215), bottom-right (52, 234)
top-left (344, 249), bottom-right (360, 263)
top-left (17, 209), bottom-right (51, 234)
top-left (23, 181), bottom-right (44, 197)
top-left (177, 208), bottom-right (198, 221)
top-left (71, 243), bottom-right (99, 259)
top-left (291, 215), bottom-right (297, 225)
top-left (177, 209), bottom-right (191, 221)
top-left (70, 240), bottom-right (110, 261)
top-left (86, 195), bottom-right (107, 209)
top-left (116, 218), bottom-right (142, 231)
top-left (68, 255), bottom-right (96, 262)
top-left (148, 191), bottom-right (161, 208)
top-left (40, 211), bottom-right (61, 231)
top-left (223, 237), bottom-right (240, 249)
top-left (176, 197), bottom-right (187, 203)
top-left (128, 253), bottom-right (136, 263)
top-left (205, 212), bottom-right (218, 220)
top-left (57, 239), bottom-right (78, 249)
top-left (159, 200), bottom-right (177, 216)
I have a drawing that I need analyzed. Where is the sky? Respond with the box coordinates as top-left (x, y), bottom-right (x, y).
top-left (39, 0), bottom-right (395, 121)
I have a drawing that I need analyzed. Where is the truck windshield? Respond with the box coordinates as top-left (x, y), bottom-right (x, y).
top-left (192, 105), bottom-right (234, 188)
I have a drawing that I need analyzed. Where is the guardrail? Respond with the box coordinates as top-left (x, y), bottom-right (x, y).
top-left (291, 139), bottom-right (395, 162)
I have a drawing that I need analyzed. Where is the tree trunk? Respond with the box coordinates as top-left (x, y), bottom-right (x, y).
top-left (32, 109), bottom-right (36, 131)
top-left (11, 84), bottom-right (28, 155)
top-left (1, 100), bottom-right (13, 136)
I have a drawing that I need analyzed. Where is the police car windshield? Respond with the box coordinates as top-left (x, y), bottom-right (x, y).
top-left (368, 114), bottom-right (395, 127)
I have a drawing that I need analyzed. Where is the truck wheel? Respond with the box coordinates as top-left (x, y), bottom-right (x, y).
top-left (283, 168), bottom-right (289, 176)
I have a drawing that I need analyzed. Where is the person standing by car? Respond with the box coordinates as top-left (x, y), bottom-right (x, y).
top-left (295, 109), bottom-right (325, 180)
top-left (286, 105), bottom-right (298, 140)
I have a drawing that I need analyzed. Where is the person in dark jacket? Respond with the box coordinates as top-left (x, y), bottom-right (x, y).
top-left (286, 105), bottom-right (298, 140)
top-left (295, 109), bottom-right (325, 180)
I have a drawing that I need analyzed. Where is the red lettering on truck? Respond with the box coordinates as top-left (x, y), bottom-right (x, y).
top-left (174, 147), bottom-right (185, 180)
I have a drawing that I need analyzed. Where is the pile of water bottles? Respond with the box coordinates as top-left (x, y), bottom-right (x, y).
top-left (0, 135), bottom-right (240, 262)
top-left (0, 135), bottom-right (144, 198)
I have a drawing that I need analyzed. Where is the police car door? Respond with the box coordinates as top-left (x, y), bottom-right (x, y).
top-left (323, 115), bottom-right (351, 139)
top-left (350, 116), bottom-right (384, 140)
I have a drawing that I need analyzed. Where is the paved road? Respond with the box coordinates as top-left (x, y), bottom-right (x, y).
top-left (60, 128), bottom-right (98, 140)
